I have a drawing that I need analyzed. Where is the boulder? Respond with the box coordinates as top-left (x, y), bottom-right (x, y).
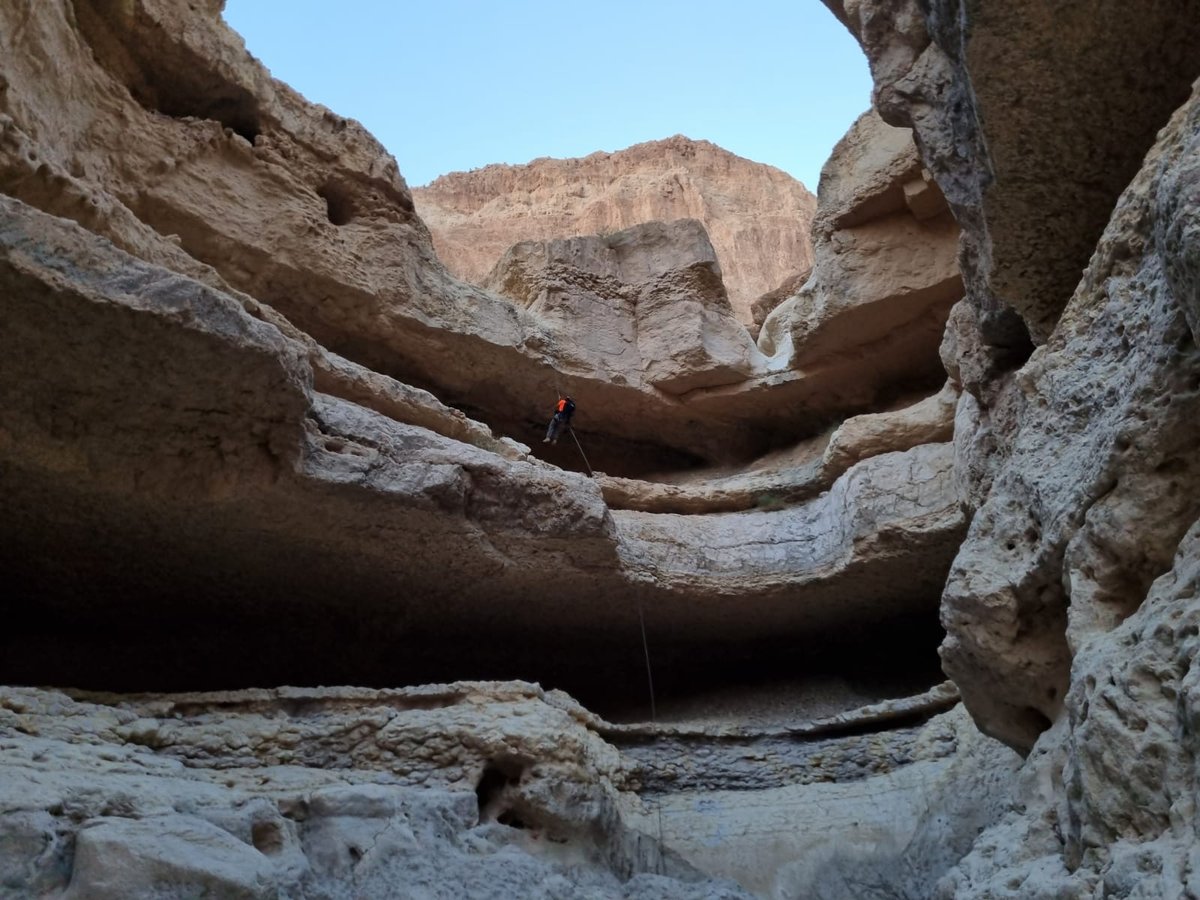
top-left (485, 219), bottom-right (758, 395)
top-left (66, 816), bottom-right (276, 900)
top-left (822, 381), bottom-right (957, 479)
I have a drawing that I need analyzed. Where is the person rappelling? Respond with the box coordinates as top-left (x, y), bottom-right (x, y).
top-left (543, 395), bottom-right (576, 444)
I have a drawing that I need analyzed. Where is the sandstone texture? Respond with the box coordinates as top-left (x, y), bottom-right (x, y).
top-left (412, 136), bottom-right (817, 325)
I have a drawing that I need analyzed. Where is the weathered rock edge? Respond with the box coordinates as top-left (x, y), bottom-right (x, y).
top-left (1, 193), bottom-right (961, 689)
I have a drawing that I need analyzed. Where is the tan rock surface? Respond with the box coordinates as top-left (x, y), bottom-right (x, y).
top-left (822, 381), bottom-right (957, 480)
top-left (0, 193), bottom-right (958, 703)
top-left (0, 0), bottom-right (942, 470)
top-left (747, 267), bottom-right (811, 340)
top-left (486, 219), bottom-right (759, 395)
top-left (832, 0), bottom-right (1200, 754)
top-left (0, 1), bottom-right (1070, 895)
top-left (811, 107), bottom-right (928, 236)
top-left (940, 83), bottom-right (1200, 754)
top-left (412, 135), bottom-right (817, 325)
top-left (756, 109), bottom-right (960, 401)
top-left (827, 0), bottom-right (1200, 347)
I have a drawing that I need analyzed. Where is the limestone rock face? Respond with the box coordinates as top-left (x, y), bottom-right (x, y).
top-left (826, 0), bottom-right (1200, 349)
top-left (486, 219), bottom-right (758, 394)
top-left (757, 109), bottom-right (960, 400)
top-left (0, 683), bottom-right (753, 899)
top-left (940, 81), bottom-right (1200, 755)
top-left (412, 135), bottom-right (817, 325)
top-left (939, 522), bottom-right (1200, 899)
top-left (818, 0), bottom-right (1200, 890)
top-left (0, 681), bottom-right (1014, 900)
top-left (830, 0), bottom-right (1200, 753)
top-left (822, 381), bottom-right (957, 479)
top-left (0, 192), bottom-right (958, 702)
top-left (0, 0), bottom-right (1039, 894)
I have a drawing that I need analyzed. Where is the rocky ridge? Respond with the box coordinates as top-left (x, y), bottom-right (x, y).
top-left (412, 136), bottom-right (817, 326)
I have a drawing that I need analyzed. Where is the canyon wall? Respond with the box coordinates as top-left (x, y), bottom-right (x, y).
top-left (412, 136), bottom-right (817, 326)
top-left (827, 0), bottom-right (1200, 895)
top-left (9, 0), bottom-right (1200, 895)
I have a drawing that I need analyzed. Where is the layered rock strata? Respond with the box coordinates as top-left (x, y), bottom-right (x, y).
top-left (483, 219), bottom-right (758, 396)
top-left (0, 681), bottom-right (1016, 900)
top-left (0, 192), bottom-right (958, 706)
top-left (412, 136), bottom-right (817, 325)
top-left (758, 108), bottom-right (960, 406)
top-left (0, 0), bottom-right (946, 471)
top-left (0, 683), bottom-right (749, 898)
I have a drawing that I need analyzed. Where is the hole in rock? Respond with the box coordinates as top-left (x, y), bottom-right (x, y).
top-left (496, 811), bottom-right (528, 830)
top-left (1015, 706), bottom-right (1054, 744)
top-left (475, 759), bottom-right (527, 823)
top-left (250, 820), bottom-right (285, 856)
top-left (318, 182), bottom-right (356, 226)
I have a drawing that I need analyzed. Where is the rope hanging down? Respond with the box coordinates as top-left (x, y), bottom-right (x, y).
top-left (637, 599), bottom-right (665, 872)
top-left (567, 427), bottom-right (594, 477)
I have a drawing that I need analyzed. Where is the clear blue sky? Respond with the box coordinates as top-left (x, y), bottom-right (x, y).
top-left (222, 1), bottom-right (872, 192)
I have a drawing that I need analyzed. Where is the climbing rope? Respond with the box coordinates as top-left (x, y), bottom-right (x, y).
top-left (637, 603), bottom-right (657, 722)
top-left (567, 427), bottom-right (594, 478)
top-left (637, 599), bottom-right (667, 873)
top-left (550, 389), bottom-right (661, 863)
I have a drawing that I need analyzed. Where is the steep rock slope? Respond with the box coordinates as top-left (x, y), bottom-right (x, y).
top-left (412, 136), bottom-right (817, 325)
top-left (827, 0), bottom-right (1200, 756)
top-left (830, 0), bottom-right (1200, 894)
top-left (936, 80), bottom-right (1200, 900)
